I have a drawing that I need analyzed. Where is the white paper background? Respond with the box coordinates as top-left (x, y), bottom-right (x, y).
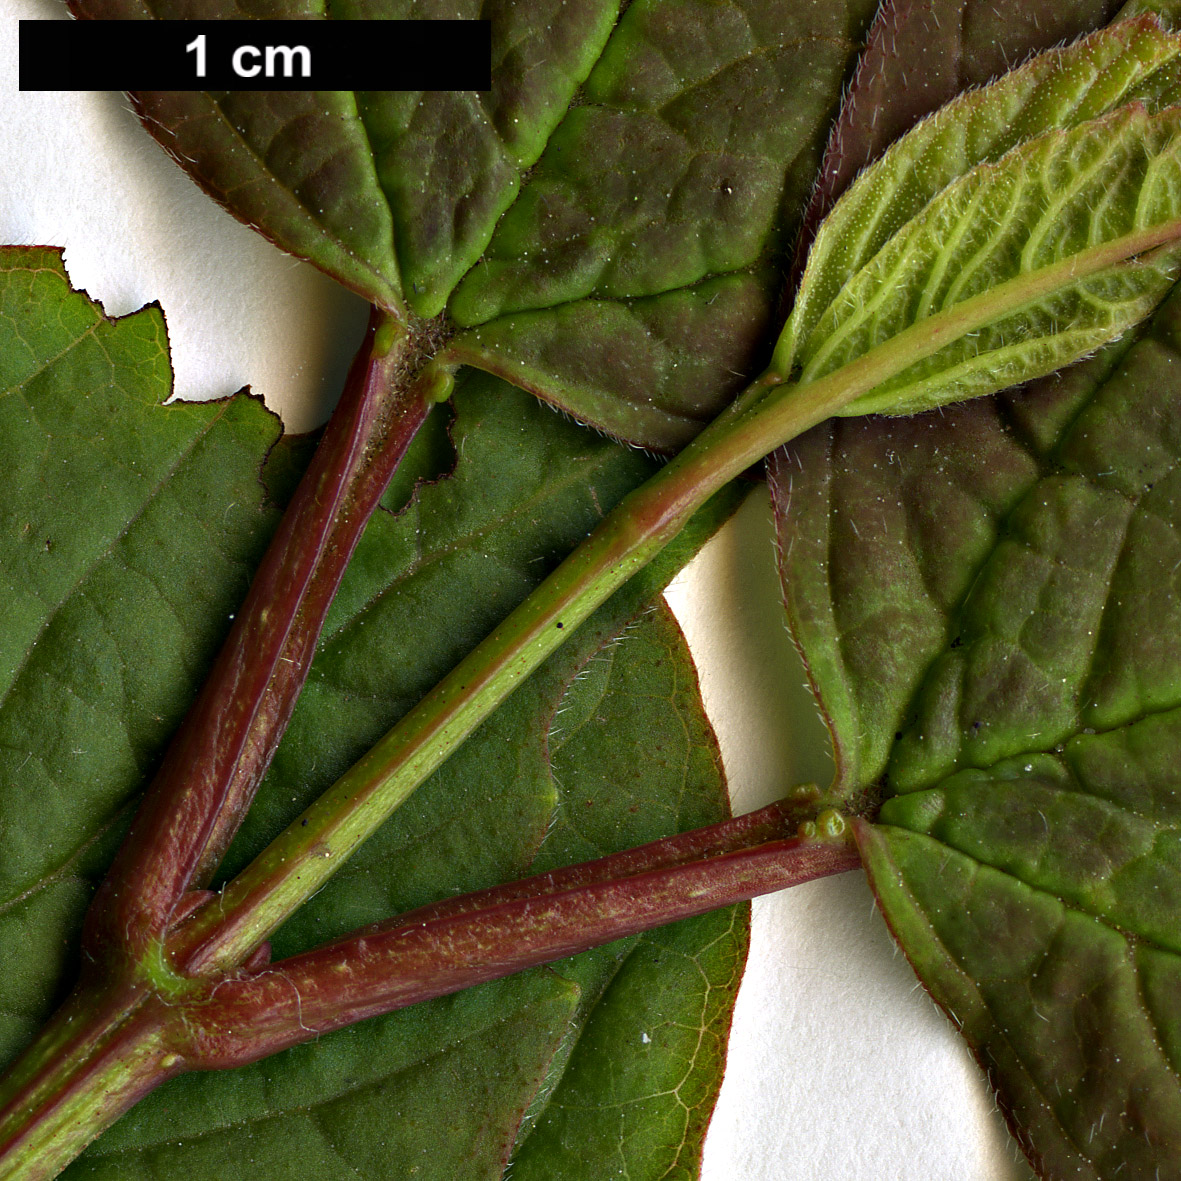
top-left (0, 4), bottom-right (1037, 1177)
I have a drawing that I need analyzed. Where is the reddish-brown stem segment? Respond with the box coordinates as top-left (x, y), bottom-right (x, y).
top-left (179, 806), bottom-right (860, 1068)
top-left (365, 795), bottom-right (826, 931)
top-left (0, 803), bottom-right (858, 1177)
top-left (83, 308), bottom-right (436, 965)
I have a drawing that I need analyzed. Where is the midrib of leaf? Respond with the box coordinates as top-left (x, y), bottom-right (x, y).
top-left (352, 87), bottom-right (513, 309)
top-left (767, 219), bottom-right (1181, 444)
top-left (0, 399), bottom-right (232, 720)
top-left (892, 321), bottom-right (1127, 411)
top-left (298, 0), bottom-right (635, 318)
top-left (331, 85), bottom-right (396, 284)
top-left (804, 433), bottom-right (859, 789)
top-left (802, 206), bottom-right (1181, 393)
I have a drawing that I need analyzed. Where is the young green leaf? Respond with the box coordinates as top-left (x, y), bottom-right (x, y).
top-left (791, 0), bottom-right (1137, 266)
top-left (778, 14), bottom-right (1181, 376)
top-left (776, 42), bottom-right (1181, 417)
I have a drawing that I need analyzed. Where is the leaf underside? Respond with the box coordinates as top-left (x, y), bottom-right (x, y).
top-left (774, 2), bottom-right (1181, 1176)
top-left (806, 101), bottom-right (1181, 415)
top-left (779, 13), bottom-right (1181, 380)
top-left (0, 248), bottom-right (746, 1180)
top-left (69, 0), bottom-right (882, 450)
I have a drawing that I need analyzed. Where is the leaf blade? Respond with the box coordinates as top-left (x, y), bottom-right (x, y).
top-left (779, 108), bottom-right (1181, 1181)
top-left (772, 7), bottom-right (1181, 1176)
top-left (91, 0), bottom-right (882, 449)
top-left (778, 14), bottom-right (1181, 376)
top-left (784, 96), bottom-right (1181, 419)
top-left (857, 817), bottom-right (1181, 1180)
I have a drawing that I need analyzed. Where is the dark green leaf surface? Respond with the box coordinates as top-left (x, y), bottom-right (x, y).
top-left (0, 248), bottom-right (745, 1178)
top-left (75, 0), bottom-right (622, 321)
top-left (803, 270), bottom-right (1181, 1181)
top-left (0, 246), bottom-right (286, 1064)
top-left (72, 0), bottom-right (880, 449)
top-left (509, 618), bottom-right (747, 1181)
top-left (444, 0), bottom-right (877, 447)
top-left (773, 3), bottom-right (1181, 1174)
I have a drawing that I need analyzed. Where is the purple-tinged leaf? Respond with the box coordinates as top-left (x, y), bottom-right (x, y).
top-left (773, 4), bottom-right (1181, 1175)
top-left (76, 0), bottom-right (882, 449)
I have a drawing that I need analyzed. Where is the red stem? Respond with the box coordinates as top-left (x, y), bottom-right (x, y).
top-left (0, 803), bottom-right (859, 1175)
top-left (83, 309), bottom-right (435, 965)
top-left (176, 802), bottom-right (861, 1068)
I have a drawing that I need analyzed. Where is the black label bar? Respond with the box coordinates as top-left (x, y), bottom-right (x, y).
top-left (19, 19), bottom-right (491, 91)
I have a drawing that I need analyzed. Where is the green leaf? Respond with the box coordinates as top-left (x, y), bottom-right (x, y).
top-left (0, 246), bottom-right (286, 1063)
top-left (443, 272), bottom-right (776, 451)
top-left (442, 0), bottom-right (875, 447)
top-left (778, 19), bottom-right (1181, 417)
top-left (0, 248), bottom-right (746, 1178)
top-left (767, 4), bottom-right (1181, 1175)
top-left (75, 0), bottom-right (624, 321)
top-left (71, 0), bottom-right (881, 449)
top-left (779, 14), bottom-right (1181, 377)
top-left (793, 0), bottom-right (1130, 261)
top-left (777, 70), bottom-right (1181, 1181)
top-left (800, 272), bottom-right (1181, 1181)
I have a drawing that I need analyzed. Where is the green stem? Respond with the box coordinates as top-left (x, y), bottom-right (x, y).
top-left (0, 984), bottom-right (174, 1181)
top-left (171, 218), bottom-right (1174, 975)
top-left (174, 213), bottom-right (1181, 976)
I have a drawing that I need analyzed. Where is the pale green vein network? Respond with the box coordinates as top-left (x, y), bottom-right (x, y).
top-left (779, 16), bottom-right (1181, 375)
